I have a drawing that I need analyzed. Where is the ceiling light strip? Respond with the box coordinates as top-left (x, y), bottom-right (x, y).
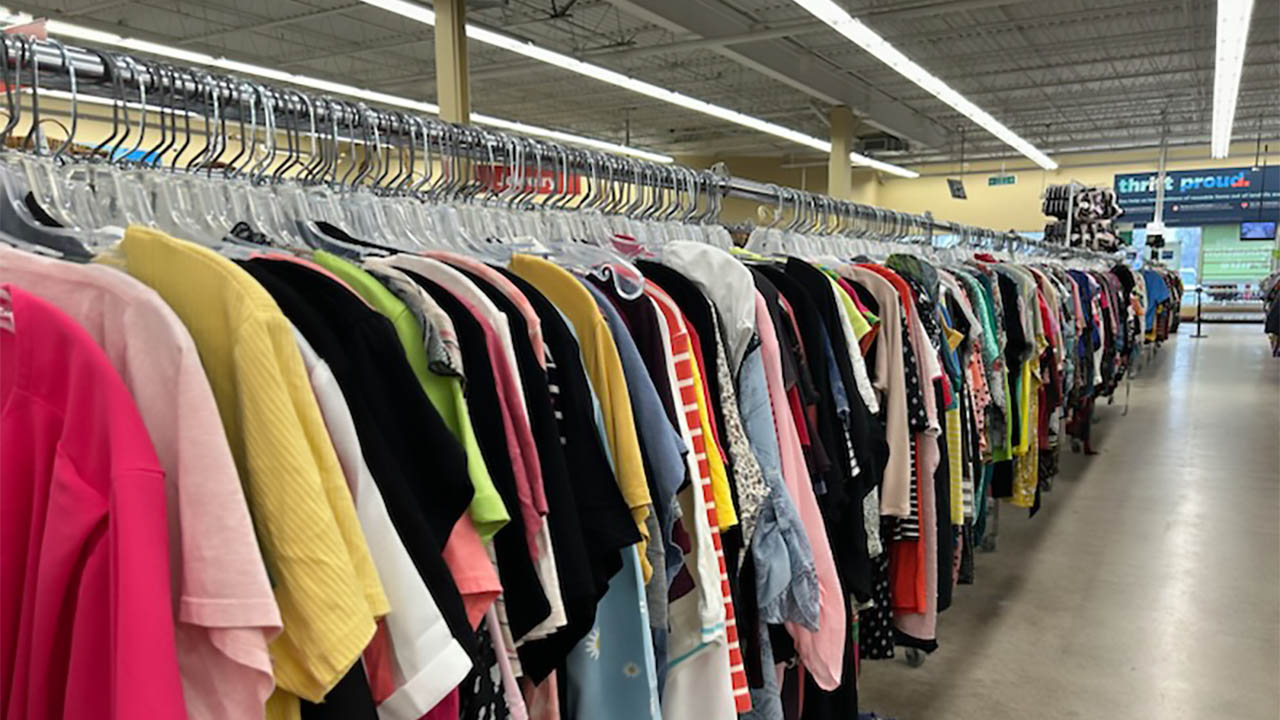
top-left (0, 7), bottom-right (673, 162)
top-left (355, 0), bottom-right (919, 178)
top-left (1211, 0), bottom-right (1255, 159)
top-left (787, 0), bottom-right (1057, 171)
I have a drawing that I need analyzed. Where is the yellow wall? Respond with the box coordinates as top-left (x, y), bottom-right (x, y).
top-left (683, 141), bottom-right (1280, 230)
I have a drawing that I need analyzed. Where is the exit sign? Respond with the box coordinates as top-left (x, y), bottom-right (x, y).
top-left (988, 174), bottom-right (1017, 186)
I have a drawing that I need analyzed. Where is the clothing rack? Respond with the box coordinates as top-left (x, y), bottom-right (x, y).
top-left (2, 33), bottom-right (1115, 262)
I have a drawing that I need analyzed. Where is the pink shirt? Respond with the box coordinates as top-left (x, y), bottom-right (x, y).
top-left (0, 248), bottom-right (279, 720)
top-left (521, 672), bottom-right (560, 720)
top-left (753, 292), bottom-right (846, 690)
top-left (458, 292), bottom-right (541, 561)
top-left (0, 284), bottom-right (187, 720)
top-left (486, 607), bottom-right (529, 720)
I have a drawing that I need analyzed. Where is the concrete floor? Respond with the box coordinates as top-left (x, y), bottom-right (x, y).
top-left (858, 323), bottom-right (1280, 720)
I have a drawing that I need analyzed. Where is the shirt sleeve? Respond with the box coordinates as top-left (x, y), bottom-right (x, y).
top-left (235, 315), bottom-right (387, 702)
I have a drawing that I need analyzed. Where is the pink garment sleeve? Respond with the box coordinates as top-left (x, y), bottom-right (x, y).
top-left (364, 620), bottom-right (398, 703)
top-left (486, 606), bottom-right (529, 720)
top-left (488, 336), bottom-right (547, 518)
top-left (443, 515), bottom-right (503, 628)
top-left (753, 293), bottom-right (846, 690)
top-left (454, 294), bottom-right (542, 560)
top-left (521, 672), bottom-right (561, 720)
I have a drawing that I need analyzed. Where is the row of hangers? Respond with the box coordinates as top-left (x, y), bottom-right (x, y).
top-left (0, 33), bottom-right (741, 298)
top-left (742, 180), bottom-right (1113, 270)
top-left (0, 33), bottom-right (1112, 292)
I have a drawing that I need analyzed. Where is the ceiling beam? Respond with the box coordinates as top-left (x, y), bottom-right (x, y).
top-left (998, 102), bottom-right (1276, 131)
top-left (600, 0), bottom-right (950, 149)
top-left (960, 80), bottom-right (1274, 117)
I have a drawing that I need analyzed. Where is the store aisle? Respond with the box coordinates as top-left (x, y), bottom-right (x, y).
top-left (858, 324), bottom-right (1280, 719)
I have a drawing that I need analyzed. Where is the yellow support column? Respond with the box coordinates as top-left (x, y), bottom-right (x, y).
top-left (827, 105), bottom-right (854, 199)
top-left (435, 0), bottom-right (471, 124)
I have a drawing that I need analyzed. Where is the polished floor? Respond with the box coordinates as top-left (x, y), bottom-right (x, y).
top-left (859, 323), bottom-right (1280, 719)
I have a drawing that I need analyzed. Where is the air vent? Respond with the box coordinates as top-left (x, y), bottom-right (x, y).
top-left (857, 133), bottom-right (910, 155)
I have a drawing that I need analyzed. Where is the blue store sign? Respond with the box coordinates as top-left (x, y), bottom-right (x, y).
top-left (1113, 165), bottom-right (1280, 224)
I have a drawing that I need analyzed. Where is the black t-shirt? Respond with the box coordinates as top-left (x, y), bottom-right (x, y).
top-left (752, 268), bottom-right (833, 481)
top-left (459, 267), bottom-right (597, 682)
top-left (784, 258), bottom-right (887, 499)
top-left (299, 660), bottom-right (378, 720)
top-left (398, 268), bottom-right (553, 643)
top-left (497, 267), bottom-right (642, 593)
top-left (240, 258), bottom-right (476, 645)
top-left (239, 258), bottom-right (479, 719)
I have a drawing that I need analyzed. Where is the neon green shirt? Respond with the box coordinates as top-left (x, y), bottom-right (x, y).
top-left (313, 251), bottom-right (509, 540)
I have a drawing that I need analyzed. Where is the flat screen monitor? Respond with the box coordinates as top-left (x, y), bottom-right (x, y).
top-left (1240, 221), bottom-right (1276, 240)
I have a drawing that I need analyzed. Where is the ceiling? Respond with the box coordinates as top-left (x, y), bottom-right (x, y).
top-left (13, 0), bottom-right (1280, 166)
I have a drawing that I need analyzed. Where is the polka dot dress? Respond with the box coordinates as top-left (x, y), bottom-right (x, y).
top-left (859, 546), bottom-right (895, 660)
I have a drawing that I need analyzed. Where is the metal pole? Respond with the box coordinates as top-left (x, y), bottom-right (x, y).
top-left (1191, 284), bottom-right (1208, 338)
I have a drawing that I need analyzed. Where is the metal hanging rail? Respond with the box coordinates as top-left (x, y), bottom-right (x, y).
top-left (1, 32), bottom-right (1116, 262)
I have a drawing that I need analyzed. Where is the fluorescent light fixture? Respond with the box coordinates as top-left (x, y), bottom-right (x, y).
top-left (0, 7), bottom-right (672, 162)
top-left (1211, 0), bottom-right (1255, 159)
top-left (788, 0), bottom-right (1057, 171)
top-left (355, 0), bottom-right (919, 178)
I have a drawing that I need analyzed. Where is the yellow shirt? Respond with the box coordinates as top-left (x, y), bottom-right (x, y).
top-left (688, 345), bottom-right (737, 531)
top-left (1011, 376), bottom-right (1040, 509)
top-left (945, 408), bottom-right (964, 524)
top-left (113, 228), bottom-right (387, 718)
top-left (509, 254), bottom-right (654, 581)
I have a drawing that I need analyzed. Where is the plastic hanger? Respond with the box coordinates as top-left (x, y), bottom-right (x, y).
top-left (0, 36), bottom-right (97, 259)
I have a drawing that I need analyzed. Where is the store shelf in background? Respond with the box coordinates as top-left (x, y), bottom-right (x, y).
top-left (1182, 283), bottom-right (1268, 322)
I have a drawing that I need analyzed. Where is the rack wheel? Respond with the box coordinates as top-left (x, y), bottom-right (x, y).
top-left (904, 648), bottom-right (926, 668)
